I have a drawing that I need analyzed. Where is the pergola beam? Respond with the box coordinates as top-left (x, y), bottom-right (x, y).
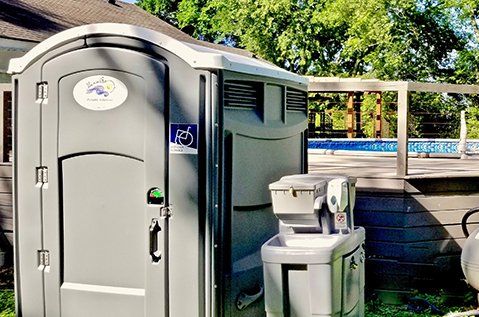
top-left (308, 78), bottom-right (479, 95)
top-left (308, 80), bottom-right (408, 93)
top-left (406, 82), bottom-right (479, 94)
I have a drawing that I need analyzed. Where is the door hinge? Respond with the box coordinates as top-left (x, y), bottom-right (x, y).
top-left (38, 250), bottom-right (50, 270)
top-left (160, 205), bottom-right (172, 218)
top-left (36, 82), bottom-right (48, 102)
top-left (36, 166), bottom-right (48, 187)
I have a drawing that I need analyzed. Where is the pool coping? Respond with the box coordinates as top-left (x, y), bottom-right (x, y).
top-left (308, 148), bottom-right (470, 159)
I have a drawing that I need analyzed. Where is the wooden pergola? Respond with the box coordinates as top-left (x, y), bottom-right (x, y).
top-left (308, 77), bottom-right (479, 177)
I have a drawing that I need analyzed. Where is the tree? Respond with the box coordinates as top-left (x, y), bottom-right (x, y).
top-left (139, 0), bottom-right (466, 80)
top-left (172, 0), bottom-right (464, 81)
top-left (136, 0), bottom-right (179, 26)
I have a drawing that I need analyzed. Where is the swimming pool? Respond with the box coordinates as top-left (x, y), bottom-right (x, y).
top-left (308, 138), bottom-right (479, 154)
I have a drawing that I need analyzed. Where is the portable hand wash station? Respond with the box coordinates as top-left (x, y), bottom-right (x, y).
top-left (262, 175), bottom-right (366, 317)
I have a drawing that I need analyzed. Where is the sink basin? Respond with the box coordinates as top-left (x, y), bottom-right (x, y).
top-left (261, 228), bottom-right (366, 264)
top-left (281, 235), bottom-right (341, 248)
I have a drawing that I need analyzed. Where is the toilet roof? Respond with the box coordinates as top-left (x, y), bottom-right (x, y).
top-left (8, 23), bottom-right (308, 85)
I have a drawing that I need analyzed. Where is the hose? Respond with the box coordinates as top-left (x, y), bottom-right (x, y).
top-left (407, 297), bottom-right (444, 315)
top-left (461, 206), bottom-right (479, 238)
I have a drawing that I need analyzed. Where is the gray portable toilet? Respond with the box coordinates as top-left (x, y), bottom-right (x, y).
top-left (9, 24), bottom-right (308, 317)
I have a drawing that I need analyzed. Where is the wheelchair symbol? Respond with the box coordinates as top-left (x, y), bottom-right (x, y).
top-left (174, 126), bottom-right (194, 147)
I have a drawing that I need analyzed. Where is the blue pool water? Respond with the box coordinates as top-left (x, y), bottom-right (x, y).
top-left (308, 139), bottom-right (479, 154)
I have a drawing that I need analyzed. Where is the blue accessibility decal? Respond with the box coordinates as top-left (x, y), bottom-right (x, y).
top-left (170, 123), bottom-right (198, 154)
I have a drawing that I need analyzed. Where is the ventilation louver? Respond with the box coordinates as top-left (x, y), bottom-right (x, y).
top-left (224, 81), bottom-right (261, 109)
top-left (286, 88), bottom-right (307, 112)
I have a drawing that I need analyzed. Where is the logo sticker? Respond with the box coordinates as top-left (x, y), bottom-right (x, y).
top-left (73, 75), bottom-right (128, 111)
top-left (170, 124), bottom-right (198, 154)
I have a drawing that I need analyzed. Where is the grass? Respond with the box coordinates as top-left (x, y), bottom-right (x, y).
top-left (0, 287), bottom-right (476, 316)
top-left (366, 291), bottom-right (478, 317)
top-left (0, 267), bottom-right (14, 317)
top-left (0, 289), bottom-right (14, 317)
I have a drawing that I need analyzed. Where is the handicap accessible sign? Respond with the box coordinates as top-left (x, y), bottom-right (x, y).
top-left (170, 123), bottom-right (198, 154)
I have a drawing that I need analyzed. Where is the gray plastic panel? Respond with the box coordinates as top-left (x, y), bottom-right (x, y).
top-left (38, 46), bottom-right (167, 317)
top-left (264, 84), bottom-right (284, 123)
top-left (60, 155), bottom-right (146, 316)
top-left (62, 155), bottom-right (145, 287)
top-left (233, 135), bottom-right (302, 206)
top-left (342, 247), bottom-right (363, 314)
top-left (60, 289), bottom-right (144, 317)
top-left (13, 71), bottom-right (44, 317)
top-left (222, 70), bottom-right (308, 317)
top-left (57, 70), bottom-right (146, 159)
top-left (288, 269), bottom-right (311, 317)
top-left (166, 55), bottom-right (204, 317)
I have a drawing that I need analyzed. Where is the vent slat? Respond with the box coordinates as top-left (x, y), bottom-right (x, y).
top-left (224, 97), bottom-right (257, 104)
top-left (224, 80), bottom-right (260, 109)
top-left (224, 93), bottom-right (257, 100)
top-left (286, 93), bottom-right (307, 98)
top-left (225, 103), bottom-right (257, 108)
top-left (286, 91), bottom-right (306, 94)
top-left (286, 87), bottom-right (307, 112)
top-left (225, 84), bottom-right (257, 90)
top-left (287, 99), bottom-right (307, 104)
top-left (225, 82), bottom-right (257, 89)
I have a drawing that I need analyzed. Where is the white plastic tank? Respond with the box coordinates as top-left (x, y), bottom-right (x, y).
top-left (461, 227), bottom-right (479, 291)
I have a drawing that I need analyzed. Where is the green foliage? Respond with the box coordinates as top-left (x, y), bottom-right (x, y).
top-left (164, 0), bottom-right (465, 79)
top-left (137, 0), bottom-right (476, 82)
top-left (0, 290), bottom-right (14, 317)
top-left (467, 106), bottom-right (479, 138)
top-left (366, 290), bottom-right (477, 317)
top-left (136, 0), bottom-right (179, 26)
top-left (360, 94), bottom-right (378, 138)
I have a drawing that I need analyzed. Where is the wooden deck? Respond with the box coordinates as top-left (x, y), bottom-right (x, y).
top-left (309, 152), bottom-right (479, 179)
top-left (309, 152), bottom-right (479, 302)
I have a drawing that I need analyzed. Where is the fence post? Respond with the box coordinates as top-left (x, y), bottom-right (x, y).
top-left (459, 110), bottom-right (467, 158)
top-left (397, 88), bottom-right (409, 177)
top-left (375, 93), bottom-right (382, 138)
top-left (347, 92), bottom-right (354, 138)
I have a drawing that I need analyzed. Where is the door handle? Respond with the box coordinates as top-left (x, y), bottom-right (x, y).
top-left (149, 218), bottom-right (161, 263)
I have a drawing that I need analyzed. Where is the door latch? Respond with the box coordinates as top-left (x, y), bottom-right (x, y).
top-left (160, 205), bottom-right (172, 218)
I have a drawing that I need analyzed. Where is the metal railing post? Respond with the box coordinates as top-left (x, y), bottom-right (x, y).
top-left (397, 87), bottom-right (409, 177)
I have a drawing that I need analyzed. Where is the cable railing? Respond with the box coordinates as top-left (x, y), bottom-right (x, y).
top-left (307, 79), bottom-right (479, 176)
top-left (308, 109), bottom-right (462, 140)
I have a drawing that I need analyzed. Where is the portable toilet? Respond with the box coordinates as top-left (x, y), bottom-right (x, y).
top-left (9, 24), bottom-right (308, 317)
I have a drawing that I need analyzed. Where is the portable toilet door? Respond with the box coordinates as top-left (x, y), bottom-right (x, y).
top-left (14, 36), bottom-right (168, 317)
